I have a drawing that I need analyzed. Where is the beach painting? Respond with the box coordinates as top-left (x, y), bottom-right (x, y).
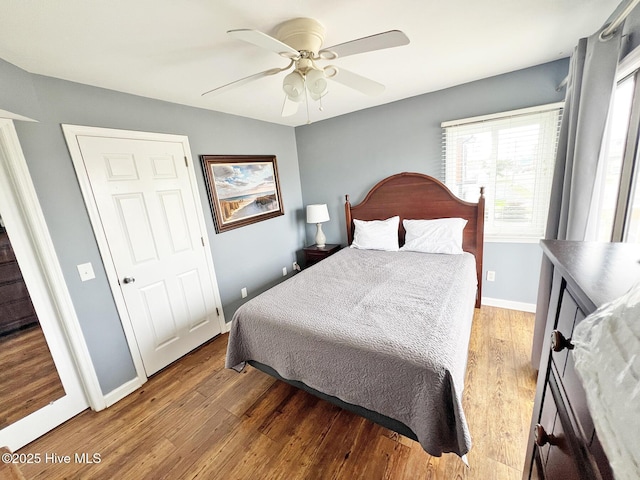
top-left (201, 155), bottom-right (284, 233)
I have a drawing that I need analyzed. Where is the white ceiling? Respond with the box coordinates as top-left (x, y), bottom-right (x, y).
top-left (0, 0), bottom-right (621, 127)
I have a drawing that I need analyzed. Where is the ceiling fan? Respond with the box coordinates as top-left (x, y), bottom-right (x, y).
top-left (202, 18), bottom-right (410, 120)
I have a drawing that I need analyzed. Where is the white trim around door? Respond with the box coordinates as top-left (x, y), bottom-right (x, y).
top-left (62, 125), bottom-right (226, 402)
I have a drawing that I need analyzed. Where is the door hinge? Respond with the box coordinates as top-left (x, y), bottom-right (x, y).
top-left (216, 307), bottom-right (220, 316)
top-left (201, 237), bottom-right (205, 246)
top-left (184, 156), bottom-right (188, 167)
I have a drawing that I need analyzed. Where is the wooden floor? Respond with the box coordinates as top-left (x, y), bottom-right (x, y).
top-left (0, 325), bottom-right (65, 429)
top-left (18, 306), bottom-right (537, 480)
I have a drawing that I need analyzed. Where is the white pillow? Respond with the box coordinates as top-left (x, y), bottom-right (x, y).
top-left (400, 218), bottom-right (467, 254)
top-left (350, 216), bottom-right (400, 251)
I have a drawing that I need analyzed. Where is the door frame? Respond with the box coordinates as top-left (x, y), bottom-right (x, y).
top-left (62, 125), bottom-right (227, 400)
top-left (0, 118), bottom-right (97, 449)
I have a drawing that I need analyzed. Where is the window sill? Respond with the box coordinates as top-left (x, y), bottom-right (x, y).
top-left (484, 236), bottom-right (542, 244)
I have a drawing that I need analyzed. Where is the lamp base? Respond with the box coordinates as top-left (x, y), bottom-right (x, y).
top-left (315, 223), bottom-right (326, 248)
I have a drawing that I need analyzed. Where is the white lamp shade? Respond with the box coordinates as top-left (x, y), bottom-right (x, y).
top-left (283, 71), bottom-right (305, 101)
top-left (306, 204), bottom-right (330, 223)
top-left (305, 68), bottom-right (328, 96)
top-left (309, 90), bottom-right (323, 101)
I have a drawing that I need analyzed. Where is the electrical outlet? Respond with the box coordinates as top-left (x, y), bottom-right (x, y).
top-left (241, 287), bottom-right (247, 298)
top-left (77, 262), bottom-right (96, 282)
top-left (282, 266), bottom-right (287, 277)
top-left (486, 270), bottom-right (496, 282)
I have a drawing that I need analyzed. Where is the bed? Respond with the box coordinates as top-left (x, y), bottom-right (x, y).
top-left (225, 172), bottom-right (485, 458)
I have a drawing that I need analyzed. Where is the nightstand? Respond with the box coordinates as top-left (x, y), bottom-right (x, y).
top-left (303, 244), bottom-right (341, 268)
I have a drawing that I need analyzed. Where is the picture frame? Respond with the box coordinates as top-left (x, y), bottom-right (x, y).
top-left (200, 155), bottom-right (284, 233)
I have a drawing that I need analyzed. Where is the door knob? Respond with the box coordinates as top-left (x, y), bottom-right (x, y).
top-left (122, 277), bottom-right (136, 284)
top-left (534, 424), bottom-right (557, 447)
top-left (551, 330), bottom-right (574, 352)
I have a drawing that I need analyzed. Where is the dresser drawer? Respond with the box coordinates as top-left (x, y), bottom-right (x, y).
top-left (590, 431), bottom-right (614, 480)
top-left (0, 297), bottom-right (37, 334)
top-left (555, 353), bottom-right (613, 480)
top-left (0, 280), bottom-right (30, 303)
top-left (535, 368), bottom-right (600, 480)
top-left (531, 453), bottom-right (544, 480)
top-left (0, 261), bottom-right (23, 285)
top-left (303, 244), bottom-right (341, 267)
top-left (0, 293), bottom-right (35, 315)
top-left (0, 240), bottom-right (16, 263)
top-left (561, 340), bottom-right (594, 440)
top-left (534, 377), bottom-right (582, 479)
top-left (544, 402), bottom-right (582, 480)
top-left (550, 286), bottom-right (579, 374)
top-left (305, 250), bottom-right (328, 262)
top-left (550, 291), bottom-right (595, 441)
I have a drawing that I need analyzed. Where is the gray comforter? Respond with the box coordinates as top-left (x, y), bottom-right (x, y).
top-left (225, 247), bottom-right (477, 457)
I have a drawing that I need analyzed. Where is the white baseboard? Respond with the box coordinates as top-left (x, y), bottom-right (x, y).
top-left (101, 320), bottom-right (232, 409)
top-left (481, 297), bottom-right (536, 313)
top-left (103, 376), bottom-right (145, 408)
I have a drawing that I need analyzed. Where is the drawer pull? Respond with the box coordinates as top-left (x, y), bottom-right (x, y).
top-left (534, 424), bottom-right (557, 447)
top-left (551, 330), bottom-right (574, 352)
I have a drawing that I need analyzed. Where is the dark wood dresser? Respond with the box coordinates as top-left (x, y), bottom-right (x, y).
top-left (0, 229), bottom-right (38, 336)
top-left (524, 240), bottom-right (640, 479)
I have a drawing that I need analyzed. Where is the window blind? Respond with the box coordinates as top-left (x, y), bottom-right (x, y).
top-left (442, 105), bottom-right (563, 240)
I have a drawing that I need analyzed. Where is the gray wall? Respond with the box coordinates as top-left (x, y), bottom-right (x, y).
top-left (295, 59), bottom-right (569, 305)
top-left (0, 55), bottom-right (568, 395)
top-left (1, 58), bottom-right (304, 394)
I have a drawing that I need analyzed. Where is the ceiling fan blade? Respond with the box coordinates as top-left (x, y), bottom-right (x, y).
top-left (327, 67), bottom-right (385, 96)
top-left (281, 96), bottom-right (299, 117)
top-left (228, 29), bottom-right (299, 59)
top-left (320, 30), bottom-right (409, 59)
top-left (201, 67), bottom-right (285, 96)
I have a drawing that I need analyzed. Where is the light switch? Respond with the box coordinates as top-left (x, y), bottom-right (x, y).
top-left (77, 262), bottom-right (96, 282)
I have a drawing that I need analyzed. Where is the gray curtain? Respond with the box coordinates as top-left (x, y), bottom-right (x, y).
top-left (531, 27), bottom-right (624, 369)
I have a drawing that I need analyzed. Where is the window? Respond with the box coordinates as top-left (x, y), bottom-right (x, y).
top-left (442, 104), bottom-right (563, 241)
top-left (594, 75), bottom-right (634, 241)
top-left (595, 45), bottom-right (640, 243)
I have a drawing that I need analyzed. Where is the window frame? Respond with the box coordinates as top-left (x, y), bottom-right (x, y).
top-left (606, 44), bottom-right (640, 242)
top-left (442, 103), bottom-right (563, 243)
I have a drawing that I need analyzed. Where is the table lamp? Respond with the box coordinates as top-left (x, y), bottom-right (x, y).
top-left (306, 204), bottom-right (330, 247)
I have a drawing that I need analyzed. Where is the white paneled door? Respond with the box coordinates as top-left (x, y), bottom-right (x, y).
top-left (72, 132), bottom-right (223, 376)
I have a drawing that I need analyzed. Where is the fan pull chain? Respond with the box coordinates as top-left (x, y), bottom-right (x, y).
top-left (304, 77), bottom-right (311, 124)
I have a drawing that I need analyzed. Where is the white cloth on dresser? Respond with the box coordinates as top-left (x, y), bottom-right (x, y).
top-left (573, 283), bottom-right (640, 480)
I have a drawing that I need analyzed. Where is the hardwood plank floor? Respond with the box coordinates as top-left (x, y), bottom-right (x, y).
top-left (0, 325), bottom-right (65, 429)
top-left (17, 306), bottom-right (537, 479)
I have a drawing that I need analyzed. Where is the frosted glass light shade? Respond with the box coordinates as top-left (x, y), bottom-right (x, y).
top-left (305, 68), bottom-right (327, 96)
top-left (283, 71), bottom-right (305, 101)
top-left (306, 204), bottom-right (329, 223)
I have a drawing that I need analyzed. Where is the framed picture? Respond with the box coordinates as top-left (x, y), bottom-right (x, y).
top-left (201, 155), bottom-right (284, 233)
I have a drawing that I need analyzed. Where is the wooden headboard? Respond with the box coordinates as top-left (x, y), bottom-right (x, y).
top-left (345, 172), bottom-right (485, 308)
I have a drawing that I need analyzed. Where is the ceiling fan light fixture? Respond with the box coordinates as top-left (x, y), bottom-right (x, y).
top-left (210, 18), bottom-right (410, 120)
top-left (309, 90), bottom-right (324, 101)
top-left (283, 71), bottom-right (305, 100)
top-left (305, 68), bottom-right (328, 96)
